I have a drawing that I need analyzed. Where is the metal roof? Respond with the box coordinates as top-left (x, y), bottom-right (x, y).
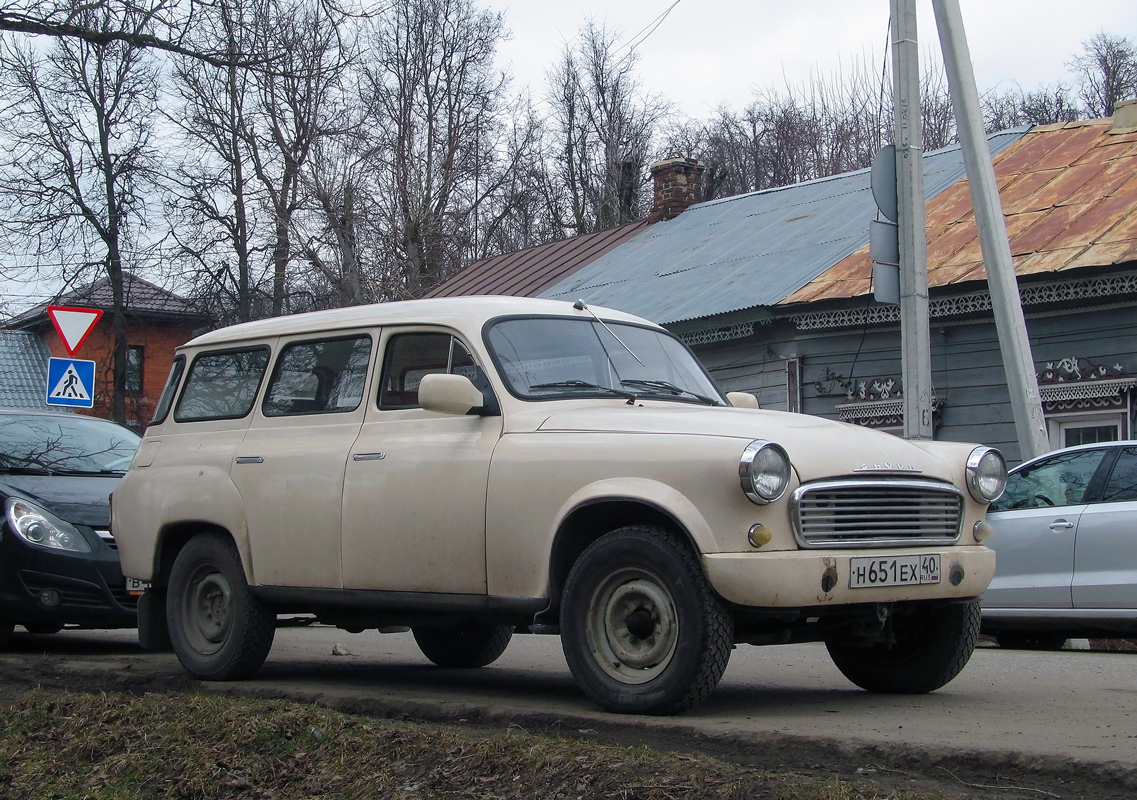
top-left (786, 118), bottom-right (1137, 304)
top-left (0, 331), bottom-right (51, 409)
top-left (427, 222), bottom-right (648, 299)
top-left (539, 128), bottom-right (1028, 324)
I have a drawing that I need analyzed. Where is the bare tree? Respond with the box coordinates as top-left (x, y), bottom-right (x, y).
top-left (545, 20), bottom-right (669, 235)
top-left (0, 2), bottom-right (161, 424)
top-left (362, 0), bottom-right (515, 297)
top-left (982, 82), bottom-right (1080, 131)
top-left (165, 0), bottom-right (271, 325)
top-left (1070, 32), bottom-right (1137, 118)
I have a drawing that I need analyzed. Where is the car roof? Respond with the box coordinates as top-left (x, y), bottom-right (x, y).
top-left (1011, 440), bottom-right (1137, 472)
top-left (183, 296), bottom-right (658, 349)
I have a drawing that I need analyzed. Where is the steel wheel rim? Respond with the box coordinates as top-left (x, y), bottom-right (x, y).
top-left (585, 566), bottom-right (677, 685)
top-left (181, 563), bottom-right (233, 655)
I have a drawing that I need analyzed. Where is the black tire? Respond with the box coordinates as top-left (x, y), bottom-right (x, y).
top-left (0, 619), bottom-right (12, 649)
top-left (22, 622), bottom-right (63, 635)
top-left (412, 621), bottom-right (513, 668)
top-left (826, 600), bottom-right (981, 694)
top-left (995, 632), bottom-right (1068, 651)
top-left (167, 533), bottom-right (275, 680)
top-left (559, 525), bottom-right (733, 715)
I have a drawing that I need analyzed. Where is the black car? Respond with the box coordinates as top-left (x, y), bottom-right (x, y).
top-left (0, 409), bottom-right (141, 645)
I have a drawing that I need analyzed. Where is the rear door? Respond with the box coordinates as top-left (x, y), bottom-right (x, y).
top-left (984, 447), bottom-right (1109, 609)
top-left (1072, 445), bottom-right (1137, 610)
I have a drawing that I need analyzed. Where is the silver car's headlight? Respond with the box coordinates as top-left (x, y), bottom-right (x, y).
top-left (4, 497), bottom-right (92, 553)
top-left (965, 446), bottom-right (1007, 503)
top-left (739, 440), bottom-right (791, 504)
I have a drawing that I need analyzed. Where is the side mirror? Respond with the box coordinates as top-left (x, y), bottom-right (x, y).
top-left (726, 391), bottom-right (760, 409)
top-left (419, 374), bottom-right (496, 416)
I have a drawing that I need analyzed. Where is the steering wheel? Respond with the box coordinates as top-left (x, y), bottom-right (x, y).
top-left (1030, 494), bottom-right (1055, 507)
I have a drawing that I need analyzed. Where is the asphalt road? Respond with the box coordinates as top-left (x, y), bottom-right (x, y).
top-left (3, 625), bottom-right (1136, 796)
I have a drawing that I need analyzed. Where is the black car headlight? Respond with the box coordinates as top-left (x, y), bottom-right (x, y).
top-left (966, 446), bottom-right (1007, 503)
top-left (4, 497), bottom-right (92, 553)
top-left (739, 440), bottom-right (791, 504)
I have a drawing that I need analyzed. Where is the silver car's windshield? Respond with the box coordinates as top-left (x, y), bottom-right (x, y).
top-left (486, 317), bottom-right (726, 405)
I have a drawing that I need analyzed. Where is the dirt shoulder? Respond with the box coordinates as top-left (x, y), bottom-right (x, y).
top-left (0, 647), bottom-right (1133, 800)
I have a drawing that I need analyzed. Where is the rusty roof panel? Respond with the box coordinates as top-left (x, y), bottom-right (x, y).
top-left (998, 169), bottom-right (1064, 212)
top-left (1047, 194), bottom-right (1135, 250)
top-left (1032, 124), bottom-right (1105, 170)
top-left (1070, 241), bottom-right (1136, 269)
top-left (1010, 204), bottom-right (1089, 254)
top-left (1016, 247), bottom-right (1084, 275)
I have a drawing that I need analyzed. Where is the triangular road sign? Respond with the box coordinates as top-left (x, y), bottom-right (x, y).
top-left (47, 306), bottom-right (103, 356)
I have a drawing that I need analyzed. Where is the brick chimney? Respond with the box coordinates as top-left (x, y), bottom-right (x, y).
top-left (649, 157), bottom-right (705, 223)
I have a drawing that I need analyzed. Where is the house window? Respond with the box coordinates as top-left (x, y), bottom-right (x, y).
top-left (126, 345), bottom-right (144, 395)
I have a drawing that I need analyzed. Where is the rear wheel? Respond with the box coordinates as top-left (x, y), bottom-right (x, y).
top-left (412, 621), bottom-right (513, 668)
top-left (559, 525), bottom-right (733, 715)
top-left (826, 600), bottom-right (981, 693)
top-left (167, 533), bottom-right (275, 680)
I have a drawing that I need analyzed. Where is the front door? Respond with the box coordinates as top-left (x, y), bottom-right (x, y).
top-left (340, 330), bottom-right (501, 594)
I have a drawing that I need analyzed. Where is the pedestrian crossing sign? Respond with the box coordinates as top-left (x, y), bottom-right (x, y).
top-left (46, 357), bottom-right (96, 408)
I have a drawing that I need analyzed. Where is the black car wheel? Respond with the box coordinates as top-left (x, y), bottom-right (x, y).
top-left (826, 600), bottom-right (981, 693)
top-left (167, 533), bottom-right (275, 680)
top-left (559, 525), bottom-right (733, 715)
top-left (22, 622), bottom-right (63, 635)
top-left (412, 621), bottom-right (513, 668)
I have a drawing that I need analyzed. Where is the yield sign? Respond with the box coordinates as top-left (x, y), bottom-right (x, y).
top-left (47, 305), bottom-right (103, 356)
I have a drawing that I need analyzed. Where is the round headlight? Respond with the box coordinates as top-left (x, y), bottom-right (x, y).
top-left (966, 446), bottom-right (1007, 503)
top-left (739, 440), bottom-right (791, 504)
top-left (4, 498), bottom-right (91, 553)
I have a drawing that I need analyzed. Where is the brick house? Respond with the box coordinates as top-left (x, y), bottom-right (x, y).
top-left (4, 273), bottom-right (211, 429)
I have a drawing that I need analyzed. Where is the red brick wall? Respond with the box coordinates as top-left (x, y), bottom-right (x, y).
top-left (43, 318), bottom-right (201, 429)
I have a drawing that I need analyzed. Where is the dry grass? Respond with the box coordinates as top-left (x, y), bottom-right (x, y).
top-left (0, 689), bottom-right (947, 800)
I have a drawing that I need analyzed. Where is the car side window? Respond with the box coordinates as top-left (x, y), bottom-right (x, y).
top-left (263, 335), bottom-right (372, 416)
top-left (174, 348), bottom-right (270, 422)
top-left (150, 355), bottom-right (186, 425)
top-left (992, 448), bottom-right (1107, 511)
top-left (378, 333), bottom-right (476, 409)
top-left (1100, 447), bottom-right (1137, 502)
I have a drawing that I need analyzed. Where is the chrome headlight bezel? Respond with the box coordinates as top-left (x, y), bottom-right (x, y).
top-left (965, 446), bottom-right (1007, 504)
top-left (3, 497), bottom-right (92, 553)
top-left (739, 440), bottom-right (791, 505)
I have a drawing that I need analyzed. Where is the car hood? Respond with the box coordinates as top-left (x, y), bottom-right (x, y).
top-left (0, 475), bottom-right (120, 528)
top-left (536, 405), bottom-right (960, 483)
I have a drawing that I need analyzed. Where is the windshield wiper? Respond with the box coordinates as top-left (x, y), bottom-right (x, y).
top-left (620, 379), bottom-right (720, 406)
top-left (529, 380), bottom-right (638, 404)
top-left (0, 465), bottom-right (55, 476)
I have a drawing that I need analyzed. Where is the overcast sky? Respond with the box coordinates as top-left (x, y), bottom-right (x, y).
top-left (494, 0), bottom-right (1137, 119)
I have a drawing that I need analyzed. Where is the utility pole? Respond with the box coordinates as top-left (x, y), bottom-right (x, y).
top-left (891, 0), bottom-right (934, 440)
top-left (931, 0), bottom-right (1050, 461)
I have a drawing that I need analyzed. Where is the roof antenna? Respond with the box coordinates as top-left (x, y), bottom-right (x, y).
top-left (574, 299), bottom-right (644, 366)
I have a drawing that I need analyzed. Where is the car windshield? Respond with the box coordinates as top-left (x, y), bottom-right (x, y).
top-left (0, 414), bottom-right (142, 475)
top-left (486, 317), bottom-right (726, 405)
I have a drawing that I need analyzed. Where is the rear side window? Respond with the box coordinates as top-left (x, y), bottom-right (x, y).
top-left (992, 448), bottom-right (1107, 510)
top-left (379, 333), bottom-right (475, 409)
top-left (263, 335), bottom-right (372, 416)
top-left (1101, 447), bottom-right (1137, 502)
top-left (175, 348), bottom-right (270, 422)
top-left (150, 355), bottom-right (186, 425)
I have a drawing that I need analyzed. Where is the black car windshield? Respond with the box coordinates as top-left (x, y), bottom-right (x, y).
top-left (0, 414), bottom-right (141, 475)
top-left (486, 317), bottom-right (726, 405)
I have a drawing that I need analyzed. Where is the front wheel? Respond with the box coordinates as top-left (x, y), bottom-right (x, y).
top-left (826, 600), bottom-right (981, 694)
top-left (560, 525), bottom-right (733, 715)
top-left (167, 533), bottom-right (275, 680)
top-left (412, 621), bottom-right (513, 668)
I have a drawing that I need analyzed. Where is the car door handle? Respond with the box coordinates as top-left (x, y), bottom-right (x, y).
top-left (1048, 519), bottom-right (1074, 531)
top-left (352, 452), bottom-right (386, 461)
top-left (235, 456), bottom-right (264, 464)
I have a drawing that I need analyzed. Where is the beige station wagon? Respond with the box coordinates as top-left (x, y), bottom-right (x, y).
top-left (111, 296), bottom-right (1005, 714)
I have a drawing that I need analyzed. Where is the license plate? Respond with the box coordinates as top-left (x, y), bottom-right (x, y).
top-left (849, 554), bottom-right (940, 588)
top-left (126, 578), bottom-right (150, 596)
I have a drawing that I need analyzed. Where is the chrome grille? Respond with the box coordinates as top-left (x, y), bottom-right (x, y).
top-left (791, 479), bottom-right (964, 548)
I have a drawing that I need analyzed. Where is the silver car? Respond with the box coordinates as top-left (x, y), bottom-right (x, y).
top-left (981, 441), bottom-right (1137, 648)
